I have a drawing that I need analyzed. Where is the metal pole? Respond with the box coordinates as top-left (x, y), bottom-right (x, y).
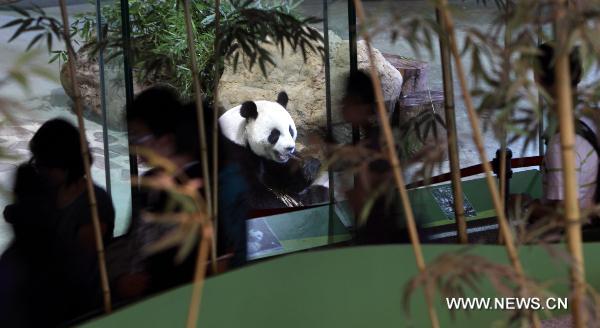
top-left (348, 0), bottom-right (360, 229)
top-left (498, 0), bottom-right (511, 244)
top-left (96, 0), bottom-right (111, 199)
top-left (324, 0), bottom-right (335, 243)
top-left (537, 6), bottom-right (545, 161)
top-left (119, 0), bottom-right (138, 180)
top-left (119, 0), bottom-right (140, 232)
top-left (348, 0), bottom-right (359, 144)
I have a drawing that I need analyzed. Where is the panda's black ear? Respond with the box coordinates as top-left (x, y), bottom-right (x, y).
top-left (240, 101), bottom-right (258, 120)
top-left (276, 91), bottom-right (288, 109)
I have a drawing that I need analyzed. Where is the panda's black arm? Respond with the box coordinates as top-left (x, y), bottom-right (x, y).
top-left (262, 156), bottom-right (321, 193)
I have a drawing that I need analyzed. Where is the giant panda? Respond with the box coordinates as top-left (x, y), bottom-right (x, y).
top-left (219, 91), bottom-right (328, 210)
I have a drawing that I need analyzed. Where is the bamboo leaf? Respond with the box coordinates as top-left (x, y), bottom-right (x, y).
top-left (9, 71), bottom-right (28, 90)
top-left (8, 20), bottom-right (32, 43)
top-left (10, 5), bottom-right (31, 18)
top-left (30, 66), bottom-right (57, 81)
top-left (26, 33), bottom-right (45, 51)
top-left (1, 19), bottom-right (23, 29)
top-left (174, 221), bottom-right (200, 263)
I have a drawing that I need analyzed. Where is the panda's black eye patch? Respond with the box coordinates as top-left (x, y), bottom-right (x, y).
top-left (289, 125), bottom-right (294, 137)
top-left (268, 129), bottom-right (281, 145)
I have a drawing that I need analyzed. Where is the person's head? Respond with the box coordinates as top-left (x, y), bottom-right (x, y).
top-left (175, 101), bottom-right (215, 160)
top-left (126, 85), bottom-right (183, 159)
top-left (341, 70), bottom-right (376, 125)
top-left (29, 118), bottom-right (90, 187)
top-left (536, 42), bottom-right (583, 94)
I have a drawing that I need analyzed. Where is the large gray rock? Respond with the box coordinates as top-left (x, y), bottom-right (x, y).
top-left (217, 31), bottom-right (403, 144)
top-left (60, 48), bottom-right (144, 131)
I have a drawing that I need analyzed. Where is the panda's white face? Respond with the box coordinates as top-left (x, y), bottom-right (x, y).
top-left (219, 94), bottom-right (297, 163)
top-left (245, 101), bottom-right (297, 163)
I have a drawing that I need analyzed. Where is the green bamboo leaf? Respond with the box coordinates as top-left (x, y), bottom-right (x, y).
top-left (358, 184), bottom-right (388, 225)
top-left (422, 120), bottom-right (432, 142)
top-left (174, 221), bottom-right (199, 264)
top-left (143, 227), bottom-right (186, 256)
top-left (46, 32), bottom-right (53, 52)
top-left (1, 19), bottom-right (23, 29)
top-left (232, 51), bottom-right (240, 72)
top-left (8, 19), bottom-right (33, 43)
top-left (26, 33), bottom-right (45, 51)
top-left (201, 13), bottom-right (215, 26)
top-left (16, 48), bottom-right (40, 65)
top-left (31, 4), bottom-right (44, 16)
top-left (9, 71), bottom-right (28, 90)
top-left (9, 5), bottom-right (31, 18)
top-left (434, 113), bottom-right (447, 130)
top-left (48, 52), bottom-right (60, 64)
top-left (30, 66), bottom-right (57, 81)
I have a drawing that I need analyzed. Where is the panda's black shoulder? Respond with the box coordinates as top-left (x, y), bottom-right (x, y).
top-left (220, 136), bottom-right (260, 166)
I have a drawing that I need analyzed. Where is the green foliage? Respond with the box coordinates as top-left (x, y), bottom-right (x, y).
top-left (74, 0), bottom-right (323, 100)
top-left (1, 5), bottom-right (69, 53)
top-left (383, 0), bottom-right (600, 156)
top-left (1, 1), bottom-right (323, 101)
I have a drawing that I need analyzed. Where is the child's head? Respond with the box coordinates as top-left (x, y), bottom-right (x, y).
top-left (13, 162), bottom-right (45, 200)
top-left (341, 70), bottom-right (376, 125)
top-left (29, 118), bottom-right (90, 186)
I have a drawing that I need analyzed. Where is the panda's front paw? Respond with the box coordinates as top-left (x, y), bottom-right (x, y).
top-left (303, 157), bottom-right (321, 180)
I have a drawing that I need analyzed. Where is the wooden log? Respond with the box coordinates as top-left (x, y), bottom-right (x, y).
top-left (382, 53), bottom-right (430, 96)
top-left (397, 90), bottom-right (444, 123)
top-left (395, 90), bottom-right (446, 158)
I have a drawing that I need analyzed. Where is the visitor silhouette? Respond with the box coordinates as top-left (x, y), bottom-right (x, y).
top-left (341, 71), bottom-right (415, 244)
top-left (0, 118), bottom-right (115, 327)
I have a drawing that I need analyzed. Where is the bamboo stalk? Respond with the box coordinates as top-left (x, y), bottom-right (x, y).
top-left (554, 1), bottom-right (586, 326)
top-left (435, 9), bottom-right (468, 244)
top-left (353, 1), bottom-right (439, 327)
top-left (58, 0), bottom-right (111, 313)
top-left (181, 0), bottom-right (218, 326)
top-left (437, 2), bottom-right (542, 327)
top-left (437, 0), bottom-right (523, 276)
top-left (180, 0), bottom-right (217, 271)
top-left (186, 224), bottom-right (212, 328)
top-left (211, 0), bottom-right (221, 274)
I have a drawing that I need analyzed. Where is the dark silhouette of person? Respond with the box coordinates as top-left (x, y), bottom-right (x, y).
top-left (176, 101), bottom-right (248, 270)
top-left (0, 118), bottom-right (115, 326)
top-left (341, 71), bottom-right (412, 244)
top-left (0, 162), bottom-right (55, 327)
top-left (1, 119), bottom-right (115, 326)
top-left (112, 86), bottom-right (247, 302)
top-left (536, 43), bottom-right (594, 208)
top-left (110, 85), bottom-right (189, 299)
